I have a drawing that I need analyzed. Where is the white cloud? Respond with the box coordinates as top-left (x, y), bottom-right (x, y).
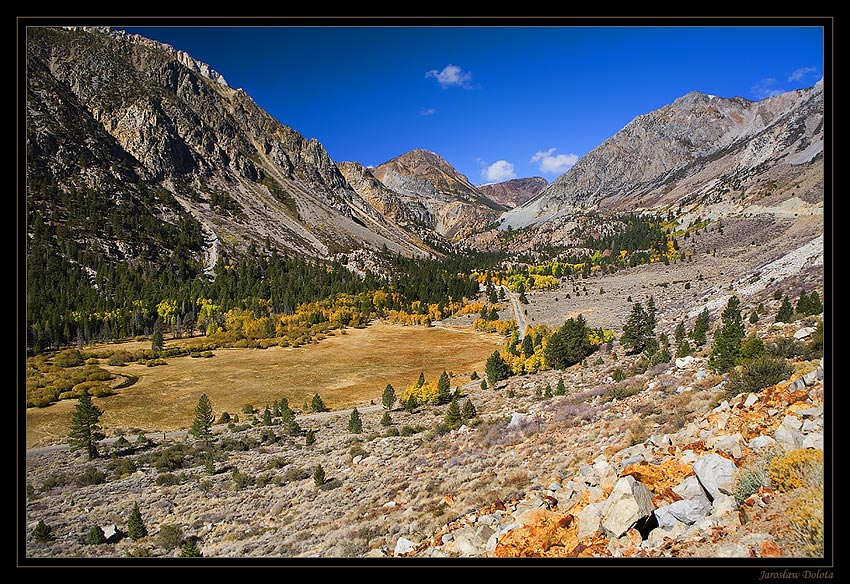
top-left (419, 107), bottom-right (437, 116)
top-left (751, 78), bottom-right (785, 99)
top-left (425, 64), bottom-right (473, 88)
top-left (481, 160), bottom-right (516, 182)
top-left (530, 148), bottom-right (578, 174)
top-left (788, 67), bottom-right (816, 82)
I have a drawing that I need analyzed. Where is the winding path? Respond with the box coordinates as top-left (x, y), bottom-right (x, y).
top-left (501, 285), bottom-right (527, 339)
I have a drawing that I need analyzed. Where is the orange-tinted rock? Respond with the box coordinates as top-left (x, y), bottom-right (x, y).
top-left (620, 459), bottom-right (693, 494)
top-left (759, 540), bottom-right (783, 557)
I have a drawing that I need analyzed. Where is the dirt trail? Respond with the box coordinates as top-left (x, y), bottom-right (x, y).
top-left (501, 285), bottom-right (527, 339)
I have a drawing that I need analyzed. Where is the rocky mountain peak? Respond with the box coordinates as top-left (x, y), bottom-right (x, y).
top-left (500, 82), bottom-right (823, 232)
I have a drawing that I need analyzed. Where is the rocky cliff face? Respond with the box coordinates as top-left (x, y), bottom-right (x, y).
top-left (478, 177), bottom-right (547, 209)
top-left (371, 149), bottom-right (507, 239)
top-left (501, 82), bottom-right (824, 231)
top-left (26, 26), bottom-right (431, 266)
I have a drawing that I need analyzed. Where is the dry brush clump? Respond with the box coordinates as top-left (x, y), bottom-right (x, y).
top-left (765, 448), bottom-right (825, 557)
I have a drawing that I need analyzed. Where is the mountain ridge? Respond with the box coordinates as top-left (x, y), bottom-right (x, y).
top-left (500, 83), bottom-right (824, 233)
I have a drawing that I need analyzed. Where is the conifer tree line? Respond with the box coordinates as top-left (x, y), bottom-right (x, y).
top-left (26, 217), bottom-right (502, 354)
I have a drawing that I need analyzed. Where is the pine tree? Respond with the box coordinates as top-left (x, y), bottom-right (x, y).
top-left (281, 405), bottom-right (302, 436)
top-left (68, 390), bottom-right (105, 460)
top-left (380, 411), bottom-right (392, 427)
top-left (444, 397), bottom-right (463, 429)
top-left (620, 303), bottom-right (654, 354)
top-left (543, 384), bottom-right (553, 398)
top-left (437, 371), bottom-right (452, 404)
top-left (674, 321), bottom-right (687, 343)
top-left (646, 296), bottom-right (657, 329)
top-left (311, 393), bottom-right (327, 412)
top-left (262, 407), bottom-right (272, 426)
top-left (189, 393), bottom-right (214, 442)
top-left (676, 339), bottom-right (692, 358)
top-left (33, 520), bottom-right (53, 543)
top-left (416, 372), bottom-right (426, 387)
top-left (690, 308), bottom-right (710, 346)
top-left (555, 378), bottom-right (566, 395)
top-left (348, 408), bottom-right (363, 434)
top-left (796, 290), bottom-right (811, 315)
top-left (405, 393), bottom-right (418, 412)
top-left (480, 378), bottom-right (488, 390)
top-left (382, 384), bottom-right (396, 410)
top-left (544, 315), bottom-right (594, 369)
top-left (313, 464), bottom-right (326, 486)
top-left (305, 429), bottom-right (315, 445)
top-left (179, 538), bottom-right (203, 557)
top-left (127, 502), bottom-right (147, 541)
top-left (461, 399), bottom-right (477, 420)
top-left (521, 334), bottom-right (535, 358)
top-left (485, 351), bottom-right (511, 386)
top-left (776, 296), bottom-right (794, 322)
top-left (807, 290), bottom-right (824, 315)
top-left (710, 295), bottom-right (745, 373)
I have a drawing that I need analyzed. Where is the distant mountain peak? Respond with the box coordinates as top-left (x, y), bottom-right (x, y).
top-left (501, 81), bottom-right (823, 231)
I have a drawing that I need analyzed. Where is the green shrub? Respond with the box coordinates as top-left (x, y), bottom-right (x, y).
top-left (267, 456), bottom-right (290, 470)
top-left (283, 467), bottom-right (309, 482)
top-left (107, 351), bottom-right (131, 366)
top-left (75, 465), bottom-right (106, 486)
top-left (733, 448), bottom-right (781, 503)
top-left (41, 472), bottom-right (69, 491)
top-left (156, 473), bottom-right (180, 486)
top-left (149, 444), bottom-right (192, 472)
top-left (109, 458), bottom-right (137, 479)
top-left (86, 525), bottom-right (106, 545)
top-left (157, 524), bottom-right (184, 551)
top-left (54, 349), bottom-right (84, 368)
top-left (231, 468), bottom-right (254, 490)
top-left (724, 355), bottom-right (793, 399)
top-left (603, 382), bottom-right (643, 402)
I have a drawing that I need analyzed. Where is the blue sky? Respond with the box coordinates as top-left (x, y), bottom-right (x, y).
top-left (119, 20), bottom-right (826, 186)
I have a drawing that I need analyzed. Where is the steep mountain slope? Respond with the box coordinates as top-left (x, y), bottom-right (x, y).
top-left (501, 82), bottom-right (824, 231)
top-left (478, 177), bottom-right (547, 209)
top-left (26, 26), bottom-right (431, 268)
top-left (336, 161), bottom-right (448, 255)
top-left (370, 149), bottom-right (508, 239)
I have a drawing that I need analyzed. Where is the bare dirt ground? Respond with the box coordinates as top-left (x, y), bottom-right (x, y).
top-left (521, 214), bottom-right (824, 335)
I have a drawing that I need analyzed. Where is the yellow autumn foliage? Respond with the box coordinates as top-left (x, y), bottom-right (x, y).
top-left (767, 448), bottom-right (823, 493)
top-left (398, 380), bottom-right (441, 405)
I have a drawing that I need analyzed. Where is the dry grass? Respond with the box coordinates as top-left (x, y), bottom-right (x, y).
top-left (25, 323), bottom-right (503, 448)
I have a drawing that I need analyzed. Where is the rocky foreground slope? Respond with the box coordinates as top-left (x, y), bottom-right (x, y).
top-left (23, 307), bottom-right (827, 565)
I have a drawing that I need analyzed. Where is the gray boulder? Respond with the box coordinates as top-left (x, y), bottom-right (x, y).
top-left (600, 476), bottom-right (655, 538)
top-left (654, 498), bottom-right (711, 529)
top-left (692, 453), bottom-right (737, 500)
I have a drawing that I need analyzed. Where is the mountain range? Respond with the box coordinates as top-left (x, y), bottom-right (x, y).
top-left (25, 26), bottom-right (824, 276)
